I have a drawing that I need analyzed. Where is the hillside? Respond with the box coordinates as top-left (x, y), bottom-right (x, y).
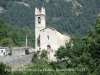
top-left (0, 0), bottom-right (100, 36)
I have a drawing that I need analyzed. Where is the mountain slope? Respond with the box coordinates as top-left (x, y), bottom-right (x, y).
top-left (0, 0), bottom-right (100, 37)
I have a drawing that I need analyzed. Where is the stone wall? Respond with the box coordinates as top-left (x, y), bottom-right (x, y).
top-left (0, 47), bottom-right (34, 67)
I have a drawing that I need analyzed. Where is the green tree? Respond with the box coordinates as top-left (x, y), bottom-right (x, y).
top-left (82, 17), bottom-right (100, 66)
top-left (26, 59), bottom-right (65, 75)
top-left (0, 38), bottom-right (13, 47)
top-left (55, 37), bottom-right (96, 75)
top-left (32, 51), bottom-right (39, 62)
top-left (0, 19), bottom-right (10, 40)
top-left (41, 50), bottom-right (47, 59)
top-left (0, 62), bottom-right (12, 75)
top-left (55, 18), bottom-right (100, 75)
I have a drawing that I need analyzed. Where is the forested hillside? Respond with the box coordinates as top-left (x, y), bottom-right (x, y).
top-left (0, 19), bottom-right (35, 47)
top-left (0, 0), bottom-right (100, 36)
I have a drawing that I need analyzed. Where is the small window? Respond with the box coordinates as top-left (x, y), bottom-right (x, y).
top-left (38, 40), bottom-right (40, 43)
top-left (47, 36), bottom-right (49, 40)
top-left (38, 17), bottom-right (41, 24)
top-left (1, 50), bottom-right (3, 53)
top-left (4, 52), bottom-right (5, 55)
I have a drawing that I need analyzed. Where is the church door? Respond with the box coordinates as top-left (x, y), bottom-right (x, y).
top-left (47, 45), bottom-right (51, 50)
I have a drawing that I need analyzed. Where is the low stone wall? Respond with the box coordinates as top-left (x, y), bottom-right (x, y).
top-left (5, 54), bottom-right (33, 66)
top-left (0, 47), bottom-right (34, 67)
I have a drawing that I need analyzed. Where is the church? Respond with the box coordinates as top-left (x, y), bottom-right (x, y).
top-left (35, 7), bottom-right (70, 51)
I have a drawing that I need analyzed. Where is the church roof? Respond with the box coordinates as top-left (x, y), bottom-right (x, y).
top-left (40, 26), bottom-right (57, 31)
top-left (40, 26), bottom-right (70, 37)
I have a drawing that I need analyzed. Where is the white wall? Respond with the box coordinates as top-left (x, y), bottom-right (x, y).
top-left (40, 28), bottom-right (58, 51)
top-left (56, 31), bottom-right (64, 47)
top-left (63, 34), bottom-right (70, 43)
top-left (40, 28), bottom-right (70, 51)
top-left (0, 48), bottom-right (8, 56)
top-left (35, 8), bottom-right (46, 51)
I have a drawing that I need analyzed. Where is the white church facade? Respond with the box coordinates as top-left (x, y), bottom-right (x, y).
top-left (35, 7), bottom-right (70, 51)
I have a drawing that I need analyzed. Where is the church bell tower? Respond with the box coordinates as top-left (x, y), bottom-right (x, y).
top-left (35, 7), bottom-right (46, 51)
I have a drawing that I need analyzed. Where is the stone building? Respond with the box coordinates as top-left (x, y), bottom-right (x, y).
top-left (35, 7), bottom-right (70, 52)
top-left (0, 47), bottom-right (10, 56)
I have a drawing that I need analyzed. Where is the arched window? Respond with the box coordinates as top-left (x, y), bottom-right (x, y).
top-left (38, 17), bottom-right (41, 24)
